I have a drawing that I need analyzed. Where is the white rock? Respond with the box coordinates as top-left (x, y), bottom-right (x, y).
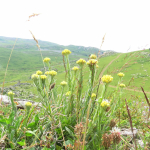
top-left (0, 95), bottom-right (10, 104)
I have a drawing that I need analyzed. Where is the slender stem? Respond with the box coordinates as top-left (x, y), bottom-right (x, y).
top-left (82, 98), bottom-right (92, 150)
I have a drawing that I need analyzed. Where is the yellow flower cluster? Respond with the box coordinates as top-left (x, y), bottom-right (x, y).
top-left (40, 75), bottom-right (47, 80)
top-left (87, 59), bottom-right (98, 65)
top-left (101, 75), bottom-right (113, 84)
top-left (96, 64), bottom-right (99, 68)
top-left (76, 59), bottom-right (86, 65)
top-left (117, 72), bottom-right (125, 77)
top-left (31, 74), bottom-right (39, 80)
top-left (8, 91), bottom-right (15, 96)
top-left (43, 57), bottom-right (50, 63)
top-left (65, 91), bottom-right (71, 96)
top-left (62, 49), bottom-right (71, 56)
top-left (72, 66), bottom-right (79, 71)
top-left (101, 100), bottom-right (110, 108)
top-left (91, 93), bottom-right (96, 99)
top-left (60, 81), bottom-right (67, 86)
top-left (90, 54), bottom-right (97, 59)
top-left (119, 83), bottom-right (125, 88)
top-left (36, 70), bottom-right (43, 75)
top-left (45, 70), bottom-right (57, 76)
top-left (25, 102), bottom-right (32, 107)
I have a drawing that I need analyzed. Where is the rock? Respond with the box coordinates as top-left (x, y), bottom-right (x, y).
top-left (0, 95), bottom-right (10, 104)
top-left (136, 140), bottom-right (144, 149)
top-left (120, 128), bottom-right (138, 137)
top-left (0, 95), bottom-right (42, 109)
top-left (9, 86), bottom-right (15, 90)
top-left (29, 94), bottom-right (34, 98)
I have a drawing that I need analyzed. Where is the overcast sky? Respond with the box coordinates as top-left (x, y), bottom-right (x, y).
top-left (0, 0), bottom-right (150, 52)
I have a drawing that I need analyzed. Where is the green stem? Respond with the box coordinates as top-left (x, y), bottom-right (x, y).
top-left (77, 67), bottom-right (83, 120)
top-left (10, 95), bottom-right (17, 115)
top-left (92, 84), bottom-right (107, 124)
top-left (59, 87), bottom-right (64, 105)
top-left (83, 67), bottom-right (95, 116)
top-left (66, 55), bottom-right (72, 91)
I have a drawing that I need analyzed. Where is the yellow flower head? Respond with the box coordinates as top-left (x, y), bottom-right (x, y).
top-left (86, 59), bottom-right (98, 66)
top-left (43, 57), bottom-right (51, 63)
top-left (45, 70), bottom-right (57, 76)
top-left (76, 59), bottom-right (86, 66)
top-left (90, 54), bottom-right (97, 59)
top-left (36, 70), bottom-right (43, 75)
top-left (8, 91), bottom-right (15, 96)
top-left (65, 91), bottom-right (71, 96)
top-left (60, 81), bottom-right (67, 86)
top-left (40, 75), bottom-right (47, 80)
top-left (101, 100), bottom-right (110, 108)
top-left (25, 102), bottom-right (32, 107)
top-left (101, 75), bottom-right (113, 84)
top-left (62, 49), bottom-right (71, 56)
top-left (117, 72), bottom-right (125, 77)
top-left (72, 66), bottom-right (79, 71)
top-left (91, 93), bottom-right (96, 99)
top-left (119, 83), bottom-right (125, 88)
top-left (31, 74), bottom-right (39, 80)
top-left (96, 64), bottom-right (99, 68)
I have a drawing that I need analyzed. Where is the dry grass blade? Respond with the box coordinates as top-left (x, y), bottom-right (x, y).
top-left (125, 99), bottom-right (137, 150)
top-left (0, 38), bottom-right (17, 105)
top-left (82, 99), bottom-right (92, 150)
top-left (59, 120), bottom-right (67, 150)
top-left (98, 33), bottom-right (106, 58)
top-left (29, 30), bottom-right (46, 71)
top-left (27, 13), bottom-right (40, 21)
top-left (141, 86), bottom-right (150, 120)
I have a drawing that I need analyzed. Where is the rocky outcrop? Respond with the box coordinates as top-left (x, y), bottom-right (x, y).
top-left (0, 95), bottom-right (41, 109)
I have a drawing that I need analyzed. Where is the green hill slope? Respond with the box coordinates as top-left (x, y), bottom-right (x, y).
top-left (0, 36), bottom-right (114, 83)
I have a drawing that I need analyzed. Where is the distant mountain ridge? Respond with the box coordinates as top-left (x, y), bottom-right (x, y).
top-left (0, 36), bottom-right (105, 54)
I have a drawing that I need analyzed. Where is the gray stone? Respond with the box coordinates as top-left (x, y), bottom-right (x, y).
top-left (120, 128), bottom-right (138, 137)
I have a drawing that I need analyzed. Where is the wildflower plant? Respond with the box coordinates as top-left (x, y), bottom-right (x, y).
top-left (1, 48), bottom-right (130, 149)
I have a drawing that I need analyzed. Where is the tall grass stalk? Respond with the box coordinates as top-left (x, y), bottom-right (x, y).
top-left (0, 38), bottom-right (17, 105)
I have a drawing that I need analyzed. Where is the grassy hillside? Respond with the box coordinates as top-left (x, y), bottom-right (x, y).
top-left (1, 40), bottom-right (150, 149)
top-left (1, 36), bottom-right (150, 102)
top-left (0, 36), bottom-right (113, 83)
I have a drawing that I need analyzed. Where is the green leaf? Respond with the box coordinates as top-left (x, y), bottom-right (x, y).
top-left (64, 140), bottom-right (73, 147)
top-left (26, 130), bottom-right (39, 140)
top-left (42, 147), bottom-right (51, 150)
top-left (34, 114), bottom-right (39, 125)
top-left (17, 139), bottom-right (26, 146)
top-left (27, 122), bottom-right (36, 130)
top-left (25, 132), bottom-right (33, 137)
top-left (14, 116), bottom-right (23, 129)
top-left (6, 118), bottom-right (12, 124)
top-left (65, 127), bottom-right (74, 138)
top-left (28, 148), bottom-right (36, 150)
top-left (0, 119), bottom-right (6, 125)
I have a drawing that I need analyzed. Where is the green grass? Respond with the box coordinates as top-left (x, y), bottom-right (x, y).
top-left (1, 43), bottom-right (150, 149)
